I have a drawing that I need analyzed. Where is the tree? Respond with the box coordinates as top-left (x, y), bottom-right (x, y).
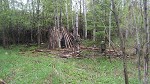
top-left (37, 0), bottom-right (41, 47)
top-left (66, 0), bottom-right (69, 30)
top-left (83, 0), bottom-right (87, 39)
top-left (1, 0), bottom-right (10, 48)
top-left (136, 8), bottom-right (142, 84)
top-left (92, 0), bottom-right (96, 46)
top-left (111, 0), bottom-right (129, 84)
top-left (73, 1), bottom-right (80, 54)
top-left (108, 0), bottom-right (112, 48)
top-left (143, 0), bottom-right (149, 84)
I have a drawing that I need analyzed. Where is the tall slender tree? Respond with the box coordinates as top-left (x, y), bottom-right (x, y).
top-left (135, 9), bottom-right (142, 84)
top-left (109, 0), bottom-right (112, 48)
top-left (111, 0), bottom-right (129, 84)
top-left (37, 0), bottom-right (41, 47)
top-left (143, 0), bottom-right (149, 84)
top-left (2, 0), bottom-right (10, 48)
top-left (74, 1), bottom-right (80, 54)
top-left (83, 0), bottom-right (87, 39)
top-left (66, 0), bottom-right (69, 30)
top-left (92, 0), bottom-right (96, 46)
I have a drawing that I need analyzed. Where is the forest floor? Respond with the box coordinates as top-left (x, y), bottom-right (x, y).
top-left (0, 45), bottom-right (147, 84)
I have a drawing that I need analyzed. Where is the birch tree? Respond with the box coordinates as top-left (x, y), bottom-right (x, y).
top-left (83, 0), bottom-right (87, 39)
top-left (74, 1), bottom-right (80, 54)
top-left (66, 0), bottom-right (69, 30)
top-left (109, 0), bottom-right (112, 48)
top-left (70, 0), bottom-right (74, 30)
top-left (92, 0), bottom-right (96, 46)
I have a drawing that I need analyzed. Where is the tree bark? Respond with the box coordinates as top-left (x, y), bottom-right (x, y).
top-left (132, 4), bottom-right (142, 83)
top-left (83, 0), bottom-right (87, 39)
top-left (66, 0), bottom-right (69, 30)
top-left (56, 1), bottom-right (60, 29)
top-left (109, 0), bottom-right (112, 48)
top-left (92, 0), bottom-right (96, 46)
top-left (143, 0), bottom-right (149, 84)
top-left (37, 0), bottom-right (41, 47)
top-left (29, 0), bottom-right (33, 43)
top-left (2, 0), bottom-right (9, 48)
top-left (74, 2), bottom-right (80, 54)
top-left (0, 0), bottom-right (6, 48)
top-left (59, 7), bottom-right (62, 28)
top-left (111, 0), bottom-right (129, 84)
top-left (54, 0), bottom-right (57, 27)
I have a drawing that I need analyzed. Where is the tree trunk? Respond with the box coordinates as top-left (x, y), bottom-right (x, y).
top-left (56, 0), bottom-right (61, 48)
top-left (109, 0), bottom-right (112, 48)
top-left (59, 7), bottom-right (62, 28)
top-left (56, 1), bottom-right (59, 29)
top-left (58, 7), bottom-right (62, 48)
top-left (92, 0), bottom-right (96, 47)
top-left (54, 0), bottom-right (57, 27)
top-left (2, 28), bottom-right (6, 48)
top-left (37, 0), bottom-right (41, 47)
top-left (66, 0), bottom-right (69, 30)
top-left (2, 0), bottom-right (9, 48)
top-left (143, 0), bottom-right (149, 84)
top-left (78, 0), bottom-right (83, 38)
top-left (111, 0), bottom-right (129, 84)
top-left (31, 0), bottom-right (35, 43)
top-left (132, 4), bottom-right (142, 83)
top-left (74, 2), bottom-right (80, 54)
top-left (70, 0), bottom-right (74, 30)
top-left (83, 0), bottom-right (87, 39)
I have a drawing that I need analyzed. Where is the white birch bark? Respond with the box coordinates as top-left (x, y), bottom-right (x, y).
top-left (109, 0), bottom-right (112, 48)
top-left (83, 0), bottom-right (87, 39)
top-left (66, 0), bottom-right (69, 30)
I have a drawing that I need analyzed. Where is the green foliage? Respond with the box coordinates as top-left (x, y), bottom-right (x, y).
top-left (96, 31), bottom-right (105, 37)
top-left (82, 39), bottom-right (96, 47)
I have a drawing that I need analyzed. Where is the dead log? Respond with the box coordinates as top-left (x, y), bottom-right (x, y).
top-left (0, 79), bottom-right (6, 84)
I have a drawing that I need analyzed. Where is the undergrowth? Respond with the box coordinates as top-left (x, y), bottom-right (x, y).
top-left (0, 45), bottom-right (142, 84)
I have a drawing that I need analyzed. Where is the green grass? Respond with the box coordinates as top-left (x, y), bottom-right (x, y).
top-left (0, 45), bottom-right (141, 84)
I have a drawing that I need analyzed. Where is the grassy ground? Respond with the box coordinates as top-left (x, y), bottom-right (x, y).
top-left (0, 45), bottom-right (143, 84)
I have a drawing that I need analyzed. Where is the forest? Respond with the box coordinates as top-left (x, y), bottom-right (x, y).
top-left (0, 0), bottom-right (149, 84)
